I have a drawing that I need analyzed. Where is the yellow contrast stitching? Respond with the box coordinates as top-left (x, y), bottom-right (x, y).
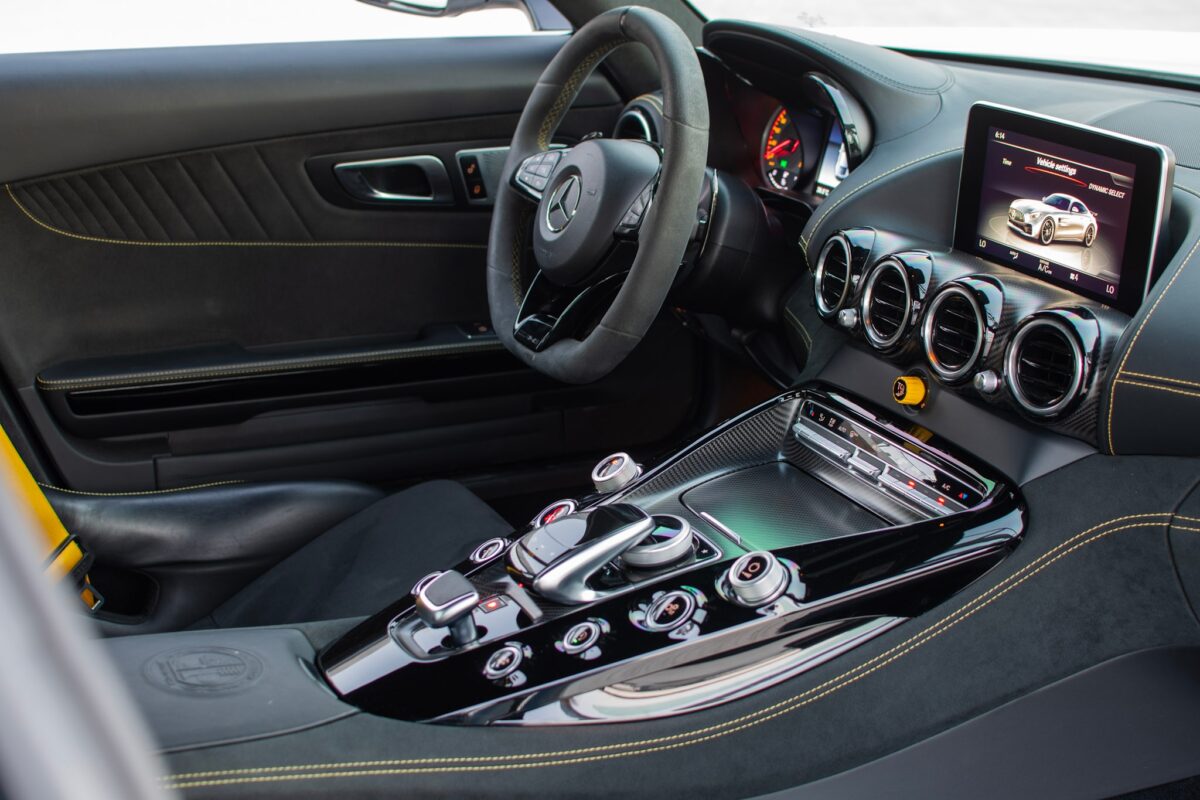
top-left (37, 340), bottom-right (505, 391)
top-left (161, 512), bottom-right (1174, 788)
top-left (783, 307), bottom-right (813, 349)
top-left (161, 519), bottom-right (1179, 791)
top-left (1107, 227), bottom-right (1200, 453)
top-left (536, 38), bottom-right (627, 150)
top-left (6, 184), bottom-right (486, 249)
top-left (1122, 371), bottom-right (1200, 390)
top-left (1114, 378), bottom-right (1200, 401)
top-left (799, 147), bottom-right (961, 258)
top-left (37, 480), bottom-right (243, 497)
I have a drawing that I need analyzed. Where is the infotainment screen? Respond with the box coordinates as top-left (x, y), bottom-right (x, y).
top-left (955, 103), bottom-right (1173, 315)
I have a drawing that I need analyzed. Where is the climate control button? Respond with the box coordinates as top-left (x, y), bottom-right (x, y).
top-left (727, 551), bottom-right (789, 606)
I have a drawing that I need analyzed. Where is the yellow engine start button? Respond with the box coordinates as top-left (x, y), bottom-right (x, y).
top-left (892, 375), bottom-right (927, 407)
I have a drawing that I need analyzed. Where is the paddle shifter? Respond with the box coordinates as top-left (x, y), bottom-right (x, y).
top-left (508, 504), bottom-right (655, 605)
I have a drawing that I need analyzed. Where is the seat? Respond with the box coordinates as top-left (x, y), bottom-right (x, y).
top-left (205, 480), bottom-right (513, 628)
top-left (45, 479), bottom-right (512, 631)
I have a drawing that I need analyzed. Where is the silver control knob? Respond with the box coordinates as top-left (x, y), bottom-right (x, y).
top-left (837, 308), bottom-right (858, 329)
top-left (413, 570), bottom-right (480, 646)
top-left (973, 370), bottom-right (1001, 395)
top-left (622, 515), bottom-right (693, 569)
top-left (591, 452), bottom-right (640, 494)
top-left (726, 551), bottom-right (789, 606)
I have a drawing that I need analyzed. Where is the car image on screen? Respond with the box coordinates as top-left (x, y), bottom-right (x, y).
top-left (1008, 193), bottom-right (1098, 247)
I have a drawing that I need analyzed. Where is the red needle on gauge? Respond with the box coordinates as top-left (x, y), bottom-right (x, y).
top-left (765, 139), bottom-right (798, 159)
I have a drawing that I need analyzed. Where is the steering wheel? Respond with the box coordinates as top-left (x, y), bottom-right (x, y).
top-left (486, 6), bottom-right (709, 384)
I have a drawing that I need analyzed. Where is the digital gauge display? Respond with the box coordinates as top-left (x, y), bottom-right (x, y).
top-left (762, 107), bottom-right (804, 192)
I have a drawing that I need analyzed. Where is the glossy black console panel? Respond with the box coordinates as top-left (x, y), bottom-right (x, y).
top-left (319, 385), bottom-right (1024, 725)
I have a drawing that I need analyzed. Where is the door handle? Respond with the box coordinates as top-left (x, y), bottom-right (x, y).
top-left (333, 155), bottom-right (454, 205)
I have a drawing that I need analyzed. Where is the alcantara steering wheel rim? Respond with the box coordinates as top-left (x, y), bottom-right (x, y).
top-left (485, 5), bottom-right (709, 384)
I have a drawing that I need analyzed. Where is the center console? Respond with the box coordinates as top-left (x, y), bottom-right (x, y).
top-left (318, 385), bottom-right (1023, 725)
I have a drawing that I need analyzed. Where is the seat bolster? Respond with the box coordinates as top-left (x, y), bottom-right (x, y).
top-left (44, 481), bottom-right (385, 569)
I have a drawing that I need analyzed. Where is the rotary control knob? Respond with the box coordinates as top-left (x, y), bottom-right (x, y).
top-left (591, 452), bottom-right (641, 494)
top-left (622, 514), bottom-right (693, 569)
top-left (726, 551), bottom-right (789, 606)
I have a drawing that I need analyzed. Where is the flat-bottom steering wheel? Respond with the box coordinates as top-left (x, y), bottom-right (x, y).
top-left (486, 6), bottom-right (709, 384)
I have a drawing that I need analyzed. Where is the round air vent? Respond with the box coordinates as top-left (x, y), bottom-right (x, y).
top-left (814, 235), bottom-right (852, 316)
top-left (922, 284), bottom-right (985, 382)
top-left (614, 107), bottom-right (657, 143)
top-left (861, 258), bottom-right (912, 350)
top-left (1005, 316), bottom-right (1085, 417)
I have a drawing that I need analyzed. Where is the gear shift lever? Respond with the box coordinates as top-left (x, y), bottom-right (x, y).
top-left (413, 570), bottom-right (480, 646)
top-left (509, 504), bottom-right (654, 605)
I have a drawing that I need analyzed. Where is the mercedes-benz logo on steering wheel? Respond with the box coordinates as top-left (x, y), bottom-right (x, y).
top-left (545, 174), bottom-right (582, 233)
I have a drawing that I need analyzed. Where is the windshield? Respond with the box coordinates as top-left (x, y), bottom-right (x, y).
top-left (690, 1), bottom-right (1200, 80)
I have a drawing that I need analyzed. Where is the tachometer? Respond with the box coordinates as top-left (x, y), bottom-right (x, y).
top-left (762, 107), bottom-right (804, 192)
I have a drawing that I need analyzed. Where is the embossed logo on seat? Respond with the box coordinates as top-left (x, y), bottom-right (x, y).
top-left (143, 647), bottom-right (264, 695)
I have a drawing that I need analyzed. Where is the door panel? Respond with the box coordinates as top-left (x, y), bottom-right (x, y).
top-left (0, 36), bottom-right (706, 492)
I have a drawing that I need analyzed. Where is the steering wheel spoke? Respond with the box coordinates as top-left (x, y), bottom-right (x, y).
top-left (613, 177), bottom-right (658, 241)
top-left (513, 270), bottom-right (627, 352)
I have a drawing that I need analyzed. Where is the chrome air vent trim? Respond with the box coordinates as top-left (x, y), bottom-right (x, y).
top-left (861, 258), bottom-right (911, 350)
top-left (814, 234), bottom-right (853, 317)
top-left (922, 283), bottom-right (985, 382)
top-left (1005, 316), bottom-right (1085, 417)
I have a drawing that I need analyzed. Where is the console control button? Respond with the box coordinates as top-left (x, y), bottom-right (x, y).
top-left (643, 589), bottom-right (696, 632)
top-left (558, 618), bottom-right (606, 656)
top-left (591, 452), bottom-right (641, 494)
top-left (727, 551), bottom-right (789, 606)
top-left (622, 514), bottom-right (694, 569)
top-left (470, 537), bottom-right (509, 564)
top-left (483, 643), bottom-right (525, 681)
top-left (847, 452), bottom-right (884, 480)
top-left (532, 499), bottom-right (577, 527)
top-left (892, 375), bottom-right (927, 407)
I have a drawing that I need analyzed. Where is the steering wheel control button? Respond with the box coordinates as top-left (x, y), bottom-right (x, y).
top-left (557, 618), bottom-right (608, 659)
top-left (622, 514), bottom-right (694, 569)
top-left (470, 537), bottom-right (509, 564)
top-left (483, 642), bottom-right (531, 686)
top-left (644, 589), bottom-right (696, 632)
top-left (591, 452), bottom-right (641, 494)
top-left (727, 551), bottom-right (789, 606)
top-left (892, 375), bottom-right (927, 407)
top-left (532, 499), bottom-right (577, 527)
